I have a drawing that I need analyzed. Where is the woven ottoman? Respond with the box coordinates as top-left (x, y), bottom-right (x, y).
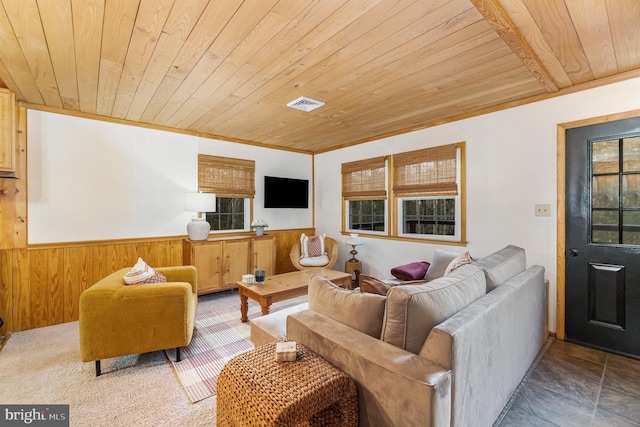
top-left (216, 342), bottom-right (358, 426)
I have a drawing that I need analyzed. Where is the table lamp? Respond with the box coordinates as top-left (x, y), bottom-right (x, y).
top-left (346, 234), bottom-right (363, 262)
top-left (185, 192), bottom-right (216, 240)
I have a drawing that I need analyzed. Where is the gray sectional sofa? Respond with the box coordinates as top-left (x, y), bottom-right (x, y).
top-left (250, 245), bottom-right (547, 427)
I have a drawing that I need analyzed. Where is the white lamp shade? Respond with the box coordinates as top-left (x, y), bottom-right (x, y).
top-left (346, 233), bottom-right (362, 246)
top-left (185, 192), bottom-right (216, 213)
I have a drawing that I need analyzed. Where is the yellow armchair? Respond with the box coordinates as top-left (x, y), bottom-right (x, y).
top-left (79, 265), bottom-right (198, 376)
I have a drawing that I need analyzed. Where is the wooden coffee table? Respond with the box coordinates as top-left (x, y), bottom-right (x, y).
top-left (237, 268), bottom-right (351, 322)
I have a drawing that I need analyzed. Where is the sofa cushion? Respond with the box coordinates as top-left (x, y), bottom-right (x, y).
top-left (360, 274), bottom-right (428, 296)
top-left (473, 245), bottom-right (526, 291)
top-left (123, 257), bottom-right (167, 285)
top-left (381, 264), bottom-right (486, 354)
top-left (250, 302), bottom-right (308, 347)
top-left (391, 261), bottom-right (431, 281)
top-left (299, 254), bottom-right (330, 267)
top-left (424, 249), bottom-right (460, 281)
top-left (308, 274), bottom-right (386, 338)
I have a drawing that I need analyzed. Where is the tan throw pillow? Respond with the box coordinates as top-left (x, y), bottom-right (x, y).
top-left (360, 274), bottom-right (428, 296)
top-left (359, 275), bottom-right (391, 295)
top-left (123, 258), bottom-right (167, 285)
top-left (309, 274), bottom-right (386, 338)
top-left (444, 251), bottom-right (474, 276)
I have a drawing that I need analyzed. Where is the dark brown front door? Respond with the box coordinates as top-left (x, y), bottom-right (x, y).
top-left (565, 117), bottom-right (640, 359)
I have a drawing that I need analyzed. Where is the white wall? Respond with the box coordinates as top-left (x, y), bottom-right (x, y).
top-left (26, 77), bottom-right (640, 330)
top-left (27, 111), bottom-right (313, 243)
top-left (314, 76), bottom-right (640, 332)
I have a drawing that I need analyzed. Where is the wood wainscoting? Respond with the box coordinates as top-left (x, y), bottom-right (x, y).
top-left (0, 228), bottom-right (314, 334)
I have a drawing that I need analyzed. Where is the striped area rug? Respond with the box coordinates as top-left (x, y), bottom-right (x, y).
top-left (166, 290), bottom-right (308, 403)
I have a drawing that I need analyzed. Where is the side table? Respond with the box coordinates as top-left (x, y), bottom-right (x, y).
top-left (217, 341), bottom-right (358, 426)
top-left (344, 260), bottom-right (362, 288)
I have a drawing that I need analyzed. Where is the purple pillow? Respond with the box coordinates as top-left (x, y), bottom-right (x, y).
top-left (390, 261), bottom-right (430, 281)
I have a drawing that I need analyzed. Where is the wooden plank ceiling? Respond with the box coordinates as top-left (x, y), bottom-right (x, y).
top-left (0, 0), bottom-right (638, 153)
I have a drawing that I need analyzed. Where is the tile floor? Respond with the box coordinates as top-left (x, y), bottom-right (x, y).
top-left (495, 339), bottom-right (640, 426)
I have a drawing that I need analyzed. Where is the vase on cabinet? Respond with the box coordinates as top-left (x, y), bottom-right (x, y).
top-left (255, 227), bottom-right (265, 236)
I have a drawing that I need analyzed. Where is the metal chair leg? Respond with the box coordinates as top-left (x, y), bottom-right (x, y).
top-left (95, 360), bottom-right (101, 376)
top-left (176, 347), bottom-right (181, 362)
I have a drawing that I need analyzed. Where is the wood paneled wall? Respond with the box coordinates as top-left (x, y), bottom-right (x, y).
top-left (0, 104), bottom-right (26, 339)
top-left (1, 228), bottom-right (314, 334)
top-left (2, 238), bottom-right (184, 333)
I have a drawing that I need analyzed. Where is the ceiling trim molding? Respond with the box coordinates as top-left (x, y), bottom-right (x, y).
top-left (19, 102), bottom-right (314, 155)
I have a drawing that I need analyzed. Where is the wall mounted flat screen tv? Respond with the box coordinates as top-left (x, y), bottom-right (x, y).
top-left (264, 176), bottom-right (309, 208)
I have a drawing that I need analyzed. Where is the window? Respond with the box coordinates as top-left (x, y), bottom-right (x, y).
top-left (341, 142), bottom-right (465, 243)
top-left (393, 143), bottom-right (463, 241)
top-left (342, 157), bottom-right (387, 234)
top-left (198, 154), bottom-right (255, 232)
top-left (349, 200), bottom-right (385, 231)
top-left (206, 197), bottom-right (247, 231)
top-left (401, 198), bottom-right (456, 236)
top-left (591, 136), bottom-right (640, 245)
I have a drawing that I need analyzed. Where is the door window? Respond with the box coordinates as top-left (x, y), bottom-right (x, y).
top-left (591, 136), bottom-right (640, 244)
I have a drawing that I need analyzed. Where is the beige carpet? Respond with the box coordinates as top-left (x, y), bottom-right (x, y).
top-left (0, 290), bottom-right (306, 427)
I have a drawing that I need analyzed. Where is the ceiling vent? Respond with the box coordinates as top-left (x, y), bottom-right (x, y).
top-left (286, 96), bottom-right (325, 112)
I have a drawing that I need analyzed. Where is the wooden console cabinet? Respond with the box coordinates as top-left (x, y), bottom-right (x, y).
top-left (251, 235), bottom-right (276, 276)
top-left (183, 235), bottom-right (276, 295)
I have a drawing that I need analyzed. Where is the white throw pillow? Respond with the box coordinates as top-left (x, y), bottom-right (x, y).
top-left (123, 257), bottom-right (166, 285)
top-left (424, 249), bottom-right (460, 281)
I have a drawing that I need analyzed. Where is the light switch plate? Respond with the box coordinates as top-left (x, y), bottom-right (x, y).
top-left (535, 204), bottom-right (551, 217)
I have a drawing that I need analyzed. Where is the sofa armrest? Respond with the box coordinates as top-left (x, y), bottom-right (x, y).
top-left (287, 310), bottom-right (451, 427)
top-left (157, 265), bottom-right (197, 294)
top-left (420, 265), bottom-right (546, 427)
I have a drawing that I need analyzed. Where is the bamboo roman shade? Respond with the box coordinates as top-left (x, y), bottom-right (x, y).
top-left (342, 156), bottom-right (387, 199)
top-left (198, 154), bottom-right (255, 198)
top-left (393, 144), bottom-right (458, 196)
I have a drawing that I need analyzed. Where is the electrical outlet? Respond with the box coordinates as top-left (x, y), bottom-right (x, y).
top-left (535, 204), bottom-right (551, 217)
